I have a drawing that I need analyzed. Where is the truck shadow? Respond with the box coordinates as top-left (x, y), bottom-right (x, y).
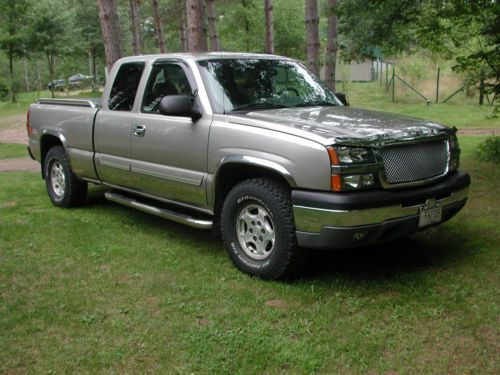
top-left (297, 228), bottom-right (473, 283)
top-left (84, 187), bottom-right (473, 282)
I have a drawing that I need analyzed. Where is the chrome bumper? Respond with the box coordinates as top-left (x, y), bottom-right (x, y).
top-left (293, 187), bottom-right (469, 233)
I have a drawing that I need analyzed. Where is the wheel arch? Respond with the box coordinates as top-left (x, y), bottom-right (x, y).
top-left (211, 155), bottom-right (297, 222)
top-left (39, 132), bottom-right (68, 178)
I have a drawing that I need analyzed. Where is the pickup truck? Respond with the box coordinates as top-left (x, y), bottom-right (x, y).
top-left (27, 53), bottom-right (471, 279)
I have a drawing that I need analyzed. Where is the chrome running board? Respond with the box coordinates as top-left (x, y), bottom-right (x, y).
top-left (104, 191), bottom-right (213, 230)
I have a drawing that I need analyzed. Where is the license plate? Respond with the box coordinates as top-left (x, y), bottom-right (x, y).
top-left (419, 201), bottom-right (442, 228)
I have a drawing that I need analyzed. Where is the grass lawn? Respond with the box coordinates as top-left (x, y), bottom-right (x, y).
top-left (348, 82), bottom-right (499, 129)
top-left (0, 143), bottom-right (28, 159)
top-left (0, 136), bottom-right (498, 374)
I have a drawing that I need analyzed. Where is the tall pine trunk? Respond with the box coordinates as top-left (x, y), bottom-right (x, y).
top-left (206, 0), bottom-right (219, 51)
top-left (130, 0), bottom-right (141, 55)
top-left (152, 0), bottom-right (166, 53)
top-left (23, 55), bottom-right (30, 93)
top-left (47, 52), bottom-right (55, 98)
top-left (264, 0), bottom-right (274, 54)
top-left (324, 0), bottom-right (338, 91)
top-left (178, 0), bottom-right (188, 52)
top-left (9, 44), bottom-right (16, 102)
top-left (91, 48), bottom-right (98, 92)
top-left (305, 0), bottom-right (320, 76)
top-left (186, 0), bottom-right (207, 52)
top-left (97, 0), bottom-right (123, 71)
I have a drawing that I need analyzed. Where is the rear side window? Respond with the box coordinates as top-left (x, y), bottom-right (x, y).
top-left (108, 62), bottom-right (145, 111)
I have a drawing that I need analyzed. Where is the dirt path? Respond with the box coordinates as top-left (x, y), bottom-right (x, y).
top-left (0, 114), bottom-right (27, 144)
top-left (457, 128), bottom-right (500, 136)
top-left (0, 157), bottom-right (39, 172)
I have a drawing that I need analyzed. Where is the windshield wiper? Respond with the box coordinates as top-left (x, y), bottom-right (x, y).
top-left (292, 101), bottom-right (337, 108)
top-left (231, 102), bottom-right (290, 112)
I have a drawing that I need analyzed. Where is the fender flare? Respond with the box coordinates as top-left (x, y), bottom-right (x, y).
top-left (208, 155), bottom-right (297, 209)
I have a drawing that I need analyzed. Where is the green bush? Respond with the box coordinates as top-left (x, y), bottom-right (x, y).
top-left (0, 79), bottom-right (9, 101)
top-left (476, 136), bottom-right (500, 162)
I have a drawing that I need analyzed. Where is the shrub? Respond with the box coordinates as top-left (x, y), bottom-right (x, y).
top-left (0, 79), bottom-right (9, 101)
top-left (476, 136), bottom-right (500, 163)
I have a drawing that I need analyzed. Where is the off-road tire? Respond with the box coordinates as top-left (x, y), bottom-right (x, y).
top-left (44, 145), bottom-right (87, 207)
top-left (221, 178), bottom-right (303, 279)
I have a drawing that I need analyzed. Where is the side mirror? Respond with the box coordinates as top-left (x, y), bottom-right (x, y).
top-left (335, 92), bottom-right (349, 106)
top-left (158, 95), bottom-right (202, 122)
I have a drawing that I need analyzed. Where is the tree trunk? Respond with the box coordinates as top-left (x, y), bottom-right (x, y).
top-left (97, 0), bottom-right (123, 71)
top-left (179, 0), bottom-right (188, 52)
top-left (9, 44), bottom-right (16, 102)
top-left (35, 61), bottom-right (41, 92)
top-left (305, 0), bottom-right (320, 76)
top-left (242, 0), bottom-right (250, 52)
top-left (186, 0), bottom-right (207, 52)
top-left (23, 55), bottom-right (30, 93)
top-left (130, 0), bottom-right (141, 55)
top-left (48, 53), bottom-right (55, 98)
top-left (206, 0), bottom-right (220, 51)
top-left (324, 0), bottom-right (338, 91)
top-left (91, 48), bottom-right (98, 92)
top-left (264, 0), bottom-right (274, 54)
top-left (152, 0), bottom-right (166, 53)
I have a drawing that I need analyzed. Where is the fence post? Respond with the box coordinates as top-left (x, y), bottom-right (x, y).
top-left (380, 61), bottom-right (383, 85)
top-left (435, 67), bottom-right (440, 103)
top-left (385, 63), bottom-right (389, 90)
top-left (392, 65), bottom-right (395, 102)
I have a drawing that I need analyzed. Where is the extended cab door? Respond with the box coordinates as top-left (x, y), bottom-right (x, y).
top-left (130, 60), bottom-right (211, 209)
top-left (94, 61), bottom-right (146, 188)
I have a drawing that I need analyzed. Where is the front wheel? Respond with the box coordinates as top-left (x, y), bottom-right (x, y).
top-left (221, 178), bottom-right (303, 279)
top-left (44, 145), bottom-right (87, 207)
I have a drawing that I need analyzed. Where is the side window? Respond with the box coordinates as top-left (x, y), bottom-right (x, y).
top-left (108, 62), bottom-right (145, 111)
top-left (142, 63), bottom-right (193, 113)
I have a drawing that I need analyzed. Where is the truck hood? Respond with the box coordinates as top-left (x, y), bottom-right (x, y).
top-left (227, 106), bottom-right (452, 146)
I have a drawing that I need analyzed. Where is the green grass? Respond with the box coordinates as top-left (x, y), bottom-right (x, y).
top-left (0, 136), bottom-right (498, 374)
top-left (348, 82), bottom-right (499, 129)
top-left (0, 143), bottom-right (28, 159)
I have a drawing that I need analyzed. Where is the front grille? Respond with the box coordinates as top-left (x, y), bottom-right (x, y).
top-left (381, 140), bottom-right (448, 184)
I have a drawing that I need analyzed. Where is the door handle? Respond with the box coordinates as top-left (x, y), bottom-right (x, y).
top-left (133, 125), bottom-right (146, 137)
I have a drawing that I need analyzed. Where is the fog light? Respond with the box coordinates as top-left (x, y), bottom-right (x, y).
top-left (342, 174), bottom-right (376, 190)
top-left (353, 231), bottom-right (368, 241)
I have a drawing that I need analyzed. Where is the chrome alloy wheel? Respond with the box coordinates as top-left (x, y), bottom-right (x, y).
top-left (50, 161), bottom-right (66, 197)
top-left (236, 204), bottom-right (276, 260)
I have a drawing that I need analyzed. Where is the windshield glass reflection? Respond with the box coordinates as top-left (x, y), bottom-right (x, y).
top-left (197, 59), bottom-right (339, 113)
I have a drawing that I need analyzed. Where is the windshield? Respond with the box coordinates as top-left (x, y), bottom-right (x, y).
top-left (197, 58), bottom-right (340, 113)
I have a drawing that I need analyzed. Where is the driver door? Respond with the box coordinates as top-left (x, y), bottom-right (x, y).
top-left (130, 61), bottom-right (210, 210)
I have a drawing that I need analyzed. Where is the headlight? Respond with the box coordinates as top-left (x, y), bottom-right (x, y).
top-left (327, 146), bottom-right (379, 191)
top-left (448, 132), bottom-right (460, 172)
top-left (334, 146), bottom-right (375, 164)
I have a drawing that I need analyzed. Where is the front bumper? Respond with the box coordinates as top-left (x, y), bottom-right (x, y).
top-left (292, 171), bottom-right (470, 249)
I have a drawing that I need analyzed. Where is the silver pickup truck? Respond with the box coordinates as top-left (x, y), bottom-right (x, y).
top-left (27, 53), bottom-right (470, 279)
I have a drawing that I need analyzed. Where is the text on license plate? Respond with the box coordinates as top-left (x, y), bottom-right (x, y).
top-left (418, 203), bottom-right (442, 227)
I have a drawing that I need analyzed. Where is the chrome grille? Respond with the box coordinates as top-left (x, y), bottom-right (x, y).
top-left (381, 140), bottom-right (448, 184)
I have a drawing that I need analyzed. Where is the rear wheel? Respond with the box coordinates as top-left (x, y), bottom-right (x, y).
top-left (221, 178), bottom-right (303, 279)
top-left (44, 145), bottom-right (87, 207)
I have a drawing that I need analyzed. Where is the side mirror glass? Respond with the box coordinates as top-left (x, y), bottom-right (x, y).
top-left (158, 95), bottom-right (202, 122)
top-left (335, 92), bottom-right (349, 106)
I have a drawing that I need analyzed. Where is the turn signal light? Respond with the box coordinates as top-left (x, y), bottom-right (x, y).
top-left (331, 174), bottom-right (342, 192)
top-left (26, 110), bottom-right (33, 136)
